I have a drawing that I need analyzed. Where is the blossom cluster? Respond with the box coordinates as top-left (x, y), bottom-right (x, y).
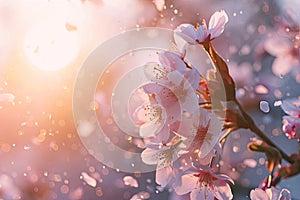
top-left (128, 10), bottom-right (298, 200)
top-left (128, 10), bottom-right (234, 200)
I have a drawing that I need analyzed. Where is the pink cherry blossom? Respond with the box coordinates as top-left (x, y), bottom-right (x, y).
top-left (281, 98), bottom-right (300, 140)
top-left (132, 103), bottom-right (166, 138)
top-left (128, 85), bottom-right (180, 143)
top-left (250, 187), bottom-right (291, 200)
top-left (174, 10), bottom-right (228, 44)
top-left (129, 50), bottom-right (201, 143)
top-left (282, 116), bottom-right (300, 140)
top-left (141, 136), bottom-right (187, 187)
top-left (144, 51), bottom-right (200, 90)
top-left (173, 164), bottom-right (233, 200)
top-left (144, 51), bottom-right (200, 113)
top-left (176, 109), bottom-right (223, 160)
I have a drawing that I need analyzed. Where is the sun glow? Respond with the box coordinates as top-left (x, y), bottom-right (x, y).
top-left (23, 18), bottom-right (79, 71)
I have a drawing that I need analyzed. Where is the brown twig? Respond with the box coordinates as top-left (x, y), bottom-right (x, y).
top-left (201, 38), bottom-right (294, 164)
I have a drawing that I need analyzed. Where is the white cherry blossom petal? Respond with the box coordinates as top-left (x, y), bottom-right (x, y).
top-left (176, 117), bottom-right (197, 139)
top-left (208, 10), bottom-right (228, 39)
top-left (140, 116), bottom-right (163, 138)
top-left (81, 172), bottom-right (97, 188)
top-left (250, 188), bottom-right (269, 200)
top-left (167, 71), bottom-right (198, 113)
top-left (166, 70), bottom-right (184, 86)
top-left (190, 187), bottom-right (214, 200)
top-left (155, 162), bottom-right (173, 187)
top-left (173, 32), bottom-right (188, 56)
top-left (183, 68), bottom-right (201, 90)
top-left (214, 174), bottom-right (234, 185)
top-left (198, 114), bottom-right (223, 158)
top-left (130, 191), bottom-right (150, 200)
top-left (128, 88), bottom-right (153, 120)
top-left (212, 181), bottom-right (233, 200)
top-left (174, 24), bottom-right (198, 44)
top-left (281, 98), bottom-right (300, 116)
top-left (153, 0), bottom-right (165, 12)
top-left (174, 173), bottom-right (198, 195)
top-left (143, 84), bottom-right (181, 125)
top-left (158, 51), bottom-right (186, 71)
top-left (195, 24), bottom-right (208, 43)
top-left (279, 188), bottom-right (291, 200)
top-left (144, 124), bottom-right (170, 144)
top-left (132, 104), bottom-right (166, 138)
top-left (141, 148), bottom-right (162, 165)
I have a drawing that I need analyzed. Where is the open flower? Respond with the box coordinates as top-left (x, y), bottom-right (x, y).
top-left (281, 98), bottom-right (300, 140)
top-left (129, 49), bottom-right (201, 143)
top-left (177, 109), bottom-right (223, 160)
top-left (144, 51), bottom-right (200, 90)
top-left (129, 85), bottom-right (180, 143)
top-left (132, 103), bottom-right (167, 138)
top-left (141, 136), bottom-right (187, 187)
top-left (174, 10), bottom-right (228, 45)
top-left (250, 187), bottom-right (291, 200)
top-left (144, 51), bottom-right (200, 114)
top-left (173, 164), bottom-right (233, 200)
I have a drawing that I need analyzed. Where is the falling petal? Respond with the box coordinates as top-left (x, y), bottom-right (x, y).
top-left (130, 191), bottom-right (150, 200)
top-left (123, 176), bottom-right (139, 188)
top-left (81, 172), bottom-right (97, 187)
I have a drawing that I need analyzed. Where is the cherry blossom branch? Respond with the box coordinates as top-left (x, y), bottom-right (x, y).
top-left (201, 38), bottom-right (294, 164)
